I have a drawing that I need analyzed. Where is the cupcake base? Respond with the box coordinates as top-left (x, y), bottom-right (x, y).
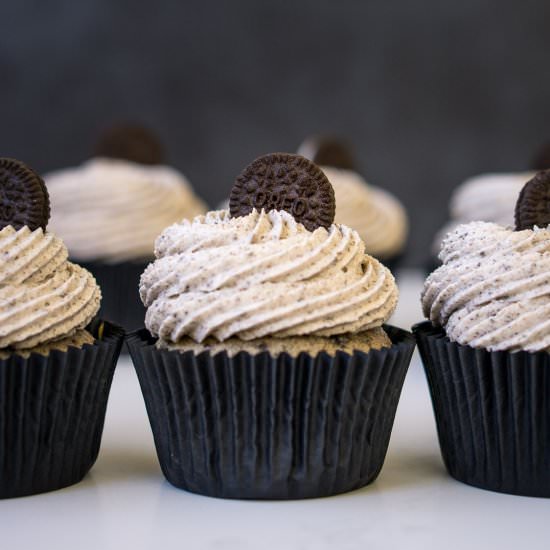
top-left (0, 320), bottom-right (124, 499)
top-left (414, 321), bottom-right (550, 498)
top-left (78, 260), bottom-right (148, 332)
top-left (127, 325), bottom-right (415, 500)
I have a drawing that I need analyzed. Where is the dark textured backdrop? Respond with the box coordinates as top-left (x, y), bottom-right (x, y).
top-left (1, 1), bottom-right (550, 266)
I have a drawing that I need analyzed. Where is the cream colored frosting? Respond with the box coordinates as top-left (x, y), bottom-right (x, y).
top-left (45, 158), bottom-right (207, 263)
top-left (422, 221), bottom-right (550, 352)
top-left (141, 209), bottom-right (398, 344)
top-left (319, 167), bottom-right (407, 260)
top-left (432, 172), bottom-right (535, 253)
top-left (0, 226), bottom-right (101, 350)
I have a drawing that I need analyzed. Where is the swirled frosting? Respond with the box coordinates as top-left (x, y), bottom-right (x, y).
top-left (422, 221), bottom-right (550, 352)
top-left (45, 158), bottom-right (207, 263)
top-left (319, 167), bottom-right (408, 260)
top-left (0, 225), bottom-right (101, 350)
top-left (432, 172), bottom-right (535, 253)
top-left (140, 209), bottom-right (398, 343)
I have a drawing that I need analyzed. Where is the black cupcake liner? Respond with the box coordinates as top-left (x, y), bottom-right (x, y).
top-left (78, 260), bottom-right (148, 333)
top-left (0, 320), bottom-right (124, 499)
top-left (413, 321), bottom-right (550, 497)
top-left (127, 325), bottom-right (415, 500)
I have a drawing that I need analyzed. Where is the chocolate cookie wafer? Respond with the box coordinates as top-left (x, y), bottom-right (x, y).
top-left (300, 136), bottom-right (355, 170)
top-left (0, 158), bottom-right (50, 231)
top-left (96, 123), bottom-right (164, 165)
top-left (515, 170), bottom-right (550, 230)
top-left (229, 153), bottom-right (335, 232)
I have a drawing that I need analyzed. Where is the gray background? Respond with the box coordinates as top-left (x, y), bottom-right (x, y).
top-left (1, 0), bottom-right (549, 266)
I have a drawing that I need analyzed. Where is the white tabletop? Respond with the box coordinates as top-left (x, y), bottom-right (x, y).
top-left (1, 270), bottom-right (548, 549)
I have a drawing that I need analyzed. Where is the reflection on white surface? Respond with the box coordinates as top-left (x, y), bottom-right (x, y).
top-left (0, 271), bottom-right (547, 550)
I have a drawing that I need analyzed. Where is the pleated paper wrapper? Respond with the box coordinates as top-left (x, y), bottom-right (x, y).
top-left (414, 321), bottom-right (550, 498)
top-left (0, 319), bottom-right (124, 499)
top-left (127, 325), bottom-right (415, 500)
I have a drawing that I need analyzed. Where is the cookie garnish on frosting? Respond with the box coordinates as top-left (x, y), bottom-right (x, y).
top-left (95, 123), bottom-right (164, 165)
top-left (531, 142), bottom-right (550, 171)
top-left (0, 158), bottom-right (50, 231)
top-left (514, 170), bottom-right (550, 231)
top-left (229, 153), bottom-right (335, 231)
top-left (300, 136), bottom-right (355, 171)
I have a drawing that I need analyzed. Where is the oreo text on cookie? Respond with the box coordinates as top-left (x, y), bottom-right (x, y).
top-left (229, 153), bottom-right (335, 232)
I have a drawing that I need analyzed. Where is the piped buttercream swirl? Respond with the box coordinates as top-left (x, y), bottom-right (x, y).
top-left (0, 225), bottom-right (101, 350)
top-left (422, 221), bottom-right (550, 352)
top-left (140, 209), bottom-right (398, 343)
top-left (45, 158), bottom-right (207, 263)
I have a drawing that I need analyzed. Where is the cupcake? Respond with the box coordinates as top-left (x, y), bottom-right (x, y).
top-left (414, 170), bottom-right (550, 497)
top-left (0, 158), bottom-right (124, 498)
top-left (297, 136), bottom-right (408, 269)
top-left (127, 153), bottom-right (415, 500)
top-left (44, 124), bottom-right (207, 331)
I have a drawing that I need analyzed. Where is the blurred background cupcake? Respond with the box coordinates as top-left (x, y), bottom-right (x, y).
top-left (0, 157), bottom-right (124, 498)
top-left (297, 136), bottom-right (408, 270)
top-left (429, 141), bottom-right (550, 267)
top-left (44, 123), bottom-right (207, 331)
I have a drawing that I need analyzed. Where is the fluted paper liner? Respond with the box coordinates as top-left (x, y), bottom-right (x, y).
top-left (127, 325), bottom-right (415, 499)
top-left (0, 320), bottom-right (124, 499)
top-left (78, 260), bottom-right (148, 332)
top-left (414, 321), bottom-right (550, 497)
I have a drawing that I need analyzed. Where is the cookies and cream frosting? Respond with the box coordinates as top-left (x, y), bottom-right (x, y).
top-left (432, 172), bottom-right (534, 253)
top-left (422, 221), bottom-right (550, 352)
top-left (140, 209), bottom-right (398, 344)
top-left (45, 158), bottom-right (207, 263)
top-left (320, 167), bottom-right (407, 260)
top-left (0, 225), bottom-right (100, 350)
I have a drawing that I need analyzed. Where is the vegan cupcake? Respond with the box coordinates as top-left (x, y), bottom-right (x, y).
top-left (44, 124), bottom-right (207, 330)
top-left (127, 153), bottom-right (415, 500)
top-left (297, 136), bottom-right (408, 268)
top-left (0, 158), bottom-right (124, 498)
top-left (414, 170), bottom-right (550, 497)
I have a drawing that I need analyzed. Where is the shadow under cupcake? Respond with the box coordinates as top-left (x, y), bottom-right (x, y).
top-left (128, 152), bottom-right (415, 499)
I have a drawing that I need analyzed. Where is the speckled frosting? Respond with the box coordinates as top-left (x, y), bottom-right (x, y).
top-left (422, 221), bottom-right (550, 352)
top-left (433, 172), bottom-right (534, 253)
top-left (45, 158), bottom-right (207, 263)
top-left (0, 225), bottom-right (100, 351)
top-left (140, 209), bottom-right (398, 345)
top-left (319, 167), bottom-right (407, 260)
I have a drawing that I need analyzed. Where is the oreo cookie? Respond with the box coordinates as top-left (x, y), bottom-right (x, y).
top-left (95, 124), bottom-right (164, 165)
top-left (299, 136), bottom-right (355, 170)
top-left (229, 153), bottom-right (335, 231)
top-left (0, 158), bottom-right (50, 231)
top-left (531, 142), bottom-right (550, 171)
top-left (515, 170), bottom-right (550, 230)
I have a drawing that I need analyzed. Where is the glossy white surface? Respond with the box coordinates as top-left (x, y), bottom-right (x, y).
top-left (0, 270), bottom-right (548, 549)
